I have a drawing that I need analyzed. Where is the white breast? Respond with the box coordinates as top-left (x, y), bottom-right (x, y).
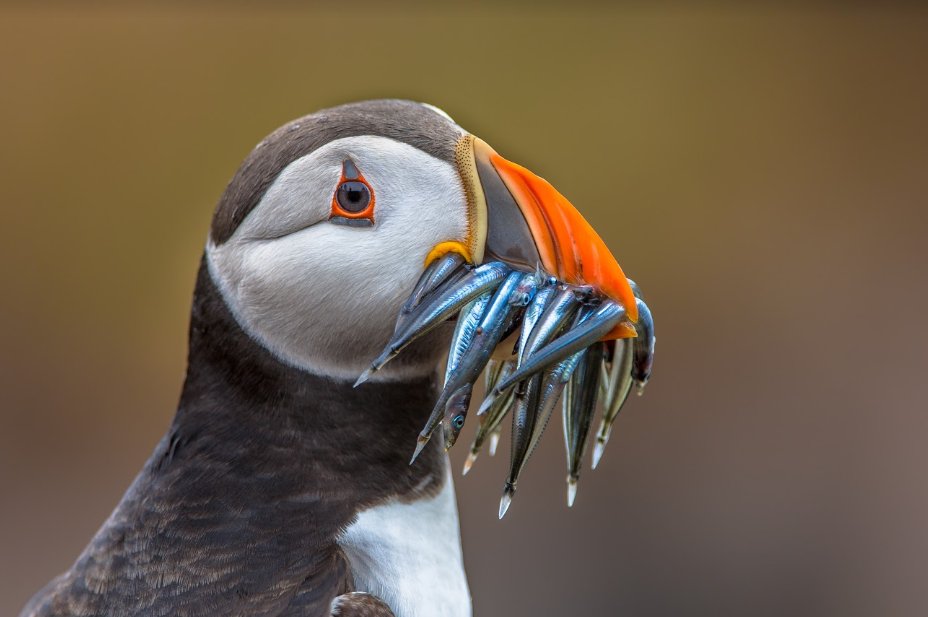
top-left (337, 463), bottom-right (472, 617)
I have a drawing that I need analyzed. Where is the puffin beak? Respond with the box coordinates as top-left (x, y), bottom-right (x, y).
top-left (456, 135), bottom-right (638, 338)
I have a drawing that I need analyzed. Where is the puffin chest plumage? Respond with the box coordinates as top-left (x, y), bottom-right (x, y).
top-left (338, 466), bottom-right (471, 617)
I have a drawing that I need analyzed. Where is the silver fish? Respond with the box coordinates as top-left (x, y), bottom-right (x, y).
top-left (535, 306), bottom-right (597, 472)
top-left (445, 272), bottom-right (543, 448)
top-left (526, 349), bottom-right (586, 460)
top-left (427, 293), bottom-right (495, 454)
top-left (509, 269), bottom-right (545, 308)
top-left (498, 348), bottom-right (586, 512)
top-left (442, 271), bottom-right (542, 449)
top-left (485, 358), bottom-right (517, 459)
top-left (515, 281), bottom-right (557, 358)
top-left (520, 286), bottom-right (583, 362)
top-left (632, 296), bottom-right (655, 393)
top-left (493, 300), bottom-right (627, 394)
top-left (463, 379), bottom-right (516, 475)
top-left (488, 426), bottom-right (503, 456)
top-left (476, 281), bottom-right (556, 416)
top-left (455, 272), bottom-right (544, 473)
top-left (478, 284), bottom-right (579, 415)
top-left (591, 338), bottom-right (634, 469)
top-left (355, 262), bottom-right (511, 386)
top-left (562, 342), bottom-right (604, 507)
top-left (499, 373), bottom-right (542, 519)
top-left (446, 294), bottom-right (493, 383)
top-left (443, 383), bottom-right (474, 450)
top-left (400, 251), bottom-right (467, 318)
top-left (410, 271), bottom-right (528, 462)
top-left (484, 358), bottom-right (506, 393)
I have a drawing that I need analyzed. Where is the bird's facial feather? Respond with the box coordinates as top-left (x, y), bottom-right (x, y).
top-left (207, 135), bottom-right (470, 380)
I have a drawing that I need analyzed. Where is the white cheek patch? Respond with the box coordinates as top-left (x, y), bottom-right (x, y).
top-left (207, 136), bottom-right (469, 380)
top-left (234, 153), bottom-right (340, 242)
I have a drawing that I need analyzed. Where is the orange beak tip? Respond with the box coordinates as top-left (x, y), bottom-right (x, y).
top-left (485, 144), bottom-right (639, 321)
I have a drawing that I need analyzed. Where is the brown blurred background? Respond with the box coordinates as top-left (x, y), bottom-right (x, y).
top-left (2, 4), bottom-right (927, 616)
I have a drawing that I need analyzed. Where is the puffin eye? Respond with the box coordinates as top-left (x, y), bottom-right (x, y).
top-left (336, 181), bottom-right (371, 213)
top-left (331, 159), bottom-right (375, 227)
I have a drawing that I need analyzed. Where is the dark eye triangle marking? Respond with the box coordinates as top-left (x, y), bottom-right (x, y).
top-left (343, 158), bottom-right (361, 180)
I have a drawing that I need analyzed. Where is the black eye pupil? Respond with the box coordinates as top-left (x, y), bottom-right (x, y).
top-left (453, 416), bottom-right (465, 429)
top-left (337, 181), bottom-right (370, 213)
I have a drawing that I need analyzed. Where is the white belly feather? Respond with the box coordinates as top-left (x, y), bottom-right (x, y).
top-left (337, 463), bottom-right (472, 617)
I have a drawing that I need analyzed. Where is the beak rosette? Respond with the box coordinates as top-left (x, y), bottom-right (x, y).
top-left (357, 132), bottom-right (656, 517)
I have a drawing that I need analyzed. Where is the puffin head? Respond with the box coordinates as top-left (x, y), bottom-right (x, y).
top-left (206, 100), bottom-right (635, 381)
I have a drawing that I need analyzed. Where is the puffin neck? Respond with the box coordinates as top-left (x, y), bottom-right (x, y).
top-left (172, 256), bottom-right (447, 507)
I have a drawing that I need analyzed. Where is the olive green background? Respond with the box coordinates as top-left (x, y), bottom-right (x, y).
top-left (2, 4), bottom-right (927, 616)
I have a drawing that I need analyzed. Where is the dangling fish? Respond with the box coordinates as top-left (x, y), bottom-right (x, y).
top-left (411, 271), bottom-right (541, 462)
top-left (492, 300), bottom-right (627, 395)
top-left (462, 359), bottom-right (517, 474)
top-left (499, 372), bottom-right (542, 519)
top-left (463, 385), bottom-right (515, 475)
top-left (631, 296), bottom-right (655, 394)
top-left (478, 284), bottom-right (580, 415)
top-left (356, 261), bottom-right (511, 386)
top-left (592, 338), bottom-right (635, 469)
top-left (358, 256), bottom-right (656, 516)
top-left (562, 341), bottom-right (604, 507)
top-left (442, 271), bottom-right (542, 450)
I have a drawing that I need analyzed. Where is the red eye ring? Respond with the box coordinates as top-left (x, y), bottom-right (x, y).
top-left (331, 159), bottom-right (375, 225)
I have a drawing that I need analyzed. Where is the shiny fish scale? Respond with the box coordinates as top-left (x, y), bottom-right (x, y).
top-left (355, 261), bottom-right (511, 386)
top-left (631, 297), bottom-right (655, 392)
top-left (562, 342), bottom-right (603, 507)
top-left (401, 252), bottom-right (466, 320)
top-left (592, 339), bottom-right (634, 469)
top-left (441, 272), bottom-right (540, 448)
top-left (493, 300), bottom-right (626, 395)
top-left (411, 271), bottom-right (534, 461)
top-left (520, 286), bottom-right (580, 363)
top-left (502, 304), bottom-right (597, 494)
top-left (477, 284), bottom-right (573, 417)
top-left (360, 262), bottom-right (655, 517)
top-left (445, 294), bottom-right (492, 382)
top-left (516, 281), bottom-right (558, 361)
top-left (526, 350), bottom-right (586, 461)
top-left (463, 386), bottom-right (516, 474)
top-left (464, 359), bottom-right (517, 474)
top-left (499, 372), bottom-right (542, 518)
top-left (590, 281), bottom-right (655, 469)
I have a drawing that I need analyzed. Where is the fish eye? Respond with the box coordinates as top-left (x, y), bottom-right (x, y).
top-left (336, 181), bottom-right (370, 213)
top-left (452, 415), bottom-right (465, 429)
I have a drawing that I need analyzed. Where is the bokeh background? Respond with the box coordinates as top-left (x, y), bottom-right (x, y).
top-left (2, 3), bottom-right (927, 616)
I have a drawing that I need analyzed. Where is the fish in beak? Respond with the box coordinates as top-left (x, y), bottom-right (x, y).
top-left (357, 132), bottom-right (655, 517)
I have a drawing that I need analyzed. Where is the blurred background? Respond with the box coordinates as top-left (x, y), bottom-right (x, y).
top-left (2, 3), bottom-right (927, 616)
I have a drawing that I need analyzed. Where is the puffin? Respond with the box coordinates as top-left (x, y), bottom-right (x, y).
top-left (21, 99), bottom-right (637, 617)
